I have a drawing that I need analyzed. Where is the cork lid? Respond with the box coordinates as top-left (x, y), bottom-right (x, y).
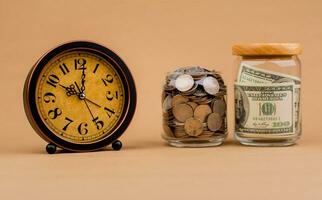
top-left (232, 43), bottom-right (302, 56)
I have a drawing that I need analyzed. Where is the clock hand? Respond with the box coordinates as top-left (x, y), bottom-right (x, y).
top-left (74, 81), bottom-right (86, 100)
top-left (59, 84), bottom-right (78, 96)
top-left (80, 65), bottom-right (86, 93)
top-left (74, 81), bottom-right (101, 107)
top-left (84, 99), bottom-right (105, 131)
top-left (83, 99), bottom-right (95, 120)
top-left (84, 98), bottom-right (101, 108)
top-left (74, 81), bottom-right (81, 93)
top-left (59, 84), bottom-right (68, 89)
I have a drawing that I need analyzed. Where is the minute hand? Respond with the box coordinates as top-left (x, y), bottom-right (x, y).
top-left (80, 66), bottom-right (86, 92)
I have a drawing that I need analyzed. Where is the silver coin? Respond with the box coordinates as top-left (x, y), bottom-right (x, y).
top-left (168, 79), bottom-right (176, 87)
top-left (175, 74), bottom-right (195, 92)
top-left (180, 83), bottom-right (198, 95)
top-left (162, 95), bottom-right (172, 112)
top-left (202, 76), bottom-right (220, 95)
top-left (194, 88), bottom-right (207, 97)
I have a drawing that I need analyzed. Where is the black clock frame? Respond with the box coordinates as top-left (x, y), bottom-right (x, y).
top-left (24, 41), bottom-right (136, 152)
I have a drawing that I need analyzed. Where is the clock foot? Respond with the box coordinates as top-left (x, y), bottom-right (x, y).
top-left (112, 140), bottom-right (122, 151)
top-left (46, 143), bottom-right (57, 154)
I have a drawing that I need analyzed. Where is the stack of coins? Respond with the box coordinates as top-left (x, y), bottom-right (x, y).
top-left (162, 67), bottom-right (227, 140)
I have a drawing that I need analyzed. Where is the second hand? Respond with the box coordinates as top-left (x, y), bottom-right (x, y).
top-left (74, 81), bottom-right (101, 108)
top-left (84, 99), bottom-right (95, 120)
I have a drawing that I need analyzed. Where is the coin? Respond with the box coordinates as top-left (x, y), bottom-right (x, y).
top-left (162, 67), bottom-right (227, 140)
top-left (207, 112), bottom-right (222, 131)
top-left (163, 124), bottom-right (174, 137)
top-left (172, 94), bottom-right (189, 107)
top-left (194, 104), bottom-right (212, 122)
top-left (162, 95), bottom-right (172, 112)
top-left (203, 76), bottom-right (220, 95)
top-left (184, 118), bottom-right (203, 137)
top-left (172, 103), bottom-right (194, 122)
top-left (163, 112), bottom-right (173, 120)
top-left (175, 74), bottom-right (194, 92)
top-left (194, 88), bottom-right (207, 97)
top-left (180, 83), bottom-right (198, 95)
top-left (199, 131), bottom-right (215, 138)
top-left (211, 99), bottom-right (226, 116)
top-left (174, 130), bottom-right (188, 138)
top-left (161, 90), bottom-right (166, 104)
top-left (187, 101), bottom-right (198, 110)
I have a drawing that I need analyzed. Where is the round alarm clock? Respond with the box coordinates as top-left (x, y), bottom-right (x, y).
top-left (24, 41), bottom-right (136, 154)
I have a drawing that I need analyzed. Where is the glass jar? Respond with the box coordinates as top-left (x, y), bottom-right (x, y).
top-left (232, 43), bottom-right (302, 146)
top-left (162, 67), bottom-right (227, 147)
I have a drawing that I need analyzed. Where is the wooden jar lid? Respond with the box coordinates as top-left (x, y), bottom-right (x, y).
top-left (232, 43), bottom-right (302, 56)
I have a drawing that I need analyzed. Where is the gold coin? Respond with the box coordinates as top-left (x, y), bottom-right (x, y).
top-left (194, 104), bottom-right (212, 122)
top-left (187, 102), bottom-right (198, 110)
top-left (171, 95), bottom-right (189, 107)
top-left (174, 130), bottom-right (188, 138)
top-left (172, 103), bottom-right (194, 122)
top-left (207, 112), bottom-right (222, 131)
top-left (161, 90), bottom-right (166, 102)
top-left (212, 99), bottom-right (226, 116)
top-left (163, 124), bottom-right (174, 137)
top-left (199, 131), bottom-right (215, 138)
top-left (184, 118), bottom-right (203, 137)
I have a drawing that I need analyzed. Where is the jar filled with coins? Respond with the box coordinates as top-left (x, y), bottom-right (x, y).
top-left (162, 67), bottom-right (227, 147)
top-left (232, 43), bottom-right (302, 146)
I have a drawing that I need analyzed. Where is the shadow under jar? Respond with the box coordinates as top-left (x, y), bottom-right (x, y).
top-left (232, 43), bottom-right (302, 146)
top-left (162, 67), bottom-right (227, 147)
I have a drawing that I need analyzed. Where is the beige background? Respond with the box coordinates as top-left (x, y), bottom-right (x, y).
top-left (1, 0), bottom-right (322, 199)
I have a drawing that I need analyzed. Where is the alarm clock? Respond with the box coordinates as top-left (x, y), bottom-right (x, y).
top-left (24, 41), bottom-right (136, 153)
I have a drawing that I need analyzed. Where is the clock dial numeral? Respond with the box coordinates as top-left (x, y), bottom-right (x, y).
top-left (43, 92), bottom-right (56, 103)
top-left (78, 122), bottom-right (88, 135)
top-left (48, 108), bottom-right (62, 119)
top-left (115, 91), bottom-right (119, 99)
top-left (92, 117), bottom-right (104, 130)
top-left (93, 64), bottom-right (99, 73)
top-left (59, 63), bottom-right (70, 75)
top-left (46, 74), bottom-right (60, 88)
top-left (62, 117), bottom-right (74, 131)
top-left (106, 91), bottom-right (118, 101)
top-left (102, 74), bottom-right (113, 86)
top-left (104, 107), bottom-right (115, 118)
top-left (74, 58), bottom-right (87, 70)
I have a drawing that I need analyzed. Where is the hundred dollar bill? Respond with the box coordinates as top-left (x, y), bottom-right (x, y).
top-left (237, 63), bottom-right (300, 84)
top-left (236, 63), bottom-right (301, 134)
top-left (235, 83), bottom-right (295, 136)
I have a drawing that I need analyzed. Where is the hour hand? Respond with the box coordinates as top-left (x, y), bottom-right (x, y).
top-left (59, 84), bottom-right (79, 96)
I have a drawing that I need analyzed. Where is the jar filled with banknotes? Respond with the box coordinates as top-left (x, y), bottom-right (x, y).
top-left (232, 43), bottom-right (302, 146)
top-left (162, 67), bottom-right (227, 147)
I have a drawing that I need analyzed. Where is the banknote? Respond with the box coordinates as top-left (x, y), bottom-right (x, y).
top-left (235, 83), bottom-right (295, 135)
top-left (237, 63), bottom-right (300, 84)
top-left (235, 63), bottom-right (301, 135)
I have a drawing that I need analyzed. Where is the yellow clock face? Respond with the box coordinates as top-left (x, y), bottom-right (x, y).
top-left (35, 51), bottom-right (125, 144)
